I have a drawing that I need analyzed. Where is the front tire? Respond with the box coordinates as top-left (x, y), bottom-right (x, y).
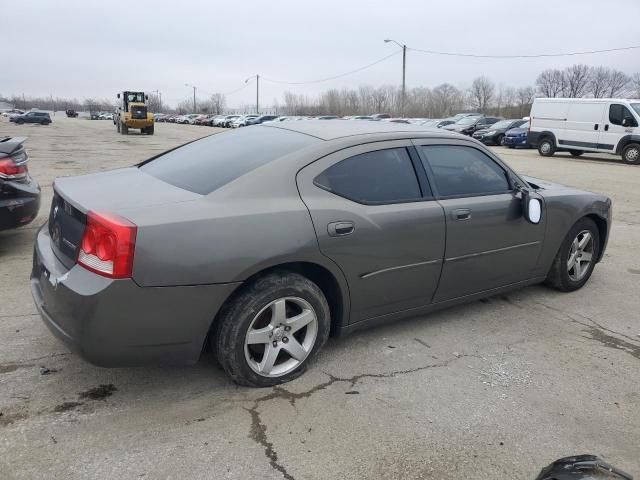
top-left (214, 272), bottom-right (330, 387)
top-left (496, 134), bottom-right (505, 146)
top-left (121, 123), bottom-right (128, 135)
top-left (621, 143), bottom-right (640, 165)
top-left (545, 217), bottom-right (600, 292)
top-left (538, 137), bottom-right (556, 157)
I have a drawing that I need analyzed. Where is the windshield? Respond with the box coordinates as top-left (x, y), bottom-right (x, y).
top-left (455, 117), bottom-right (477, 125)
top-left (519, 121), bottom-right (530, 129)
top-left (126, 92), bottom-right (145, 103)
top-left (631, 103), bottom-right (640, 116)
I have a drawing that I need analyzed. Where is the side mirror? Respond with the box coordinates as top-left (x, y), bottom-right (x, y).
top-left (117, 93), bottom-right (120, 99)
top-left (145, 95), bottom-right (149, 100)
top-left (522, 190), bottom-right (542, 224)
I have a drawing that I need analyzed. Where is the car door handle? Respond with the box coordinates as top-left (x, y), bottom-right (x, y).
top-left (327, 221), bottom-right (354, 237)
top-left (452, 208), bottom-right (471, 221)
top-left (594, 123), bottom-right (599, 130)
top-left (604, 124), bottom-right (609, 131)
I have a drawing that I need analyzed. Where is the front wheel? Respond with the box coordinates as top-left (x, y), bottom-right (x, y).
top-left (121, 123), bottom-right (128, 135)
top-left (496, 134), bottom-right (505, 146)
top-left (545, 217), bottom-right (600, 292)
top-left (538, 138), bottom-right (556, 157)
top-left (214, 272), bottom-right (330, 387)
top-left (621, 143), bottom-right (640, 165)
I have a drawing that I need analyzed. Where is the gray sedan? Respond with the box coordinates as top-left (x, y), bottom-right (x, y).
top-left (31, 121), bottom-right (611, 387)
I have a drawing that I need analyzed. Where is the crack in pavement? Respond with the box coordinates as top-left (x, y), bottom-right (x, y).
top-left (526, 301), bottom-right (640, 360)
top-left (245, 353), bottom-right (476, 479)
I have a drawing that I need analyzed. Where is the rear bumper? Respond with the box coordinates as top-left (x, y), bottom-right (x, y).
top-left (0, 176), bottom-right (41, 230)
top-left (31, 224), bottom-right (240, 367)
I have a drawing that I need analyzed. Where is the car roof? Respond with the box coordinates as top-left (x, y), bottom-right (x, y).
top-left (261, 119), bottom-right (460, 141)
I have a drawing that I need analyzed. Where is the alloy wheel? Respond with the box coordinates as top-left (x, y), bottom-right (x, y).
top-left (567, 230), bottom-right (594, 282)
top-left (244, 297), bottom-right (318, 377)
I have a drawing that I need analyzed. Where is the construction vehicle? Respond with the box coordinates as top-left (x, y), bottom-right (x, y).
top-left (114, 91), bottom-right (154, 135)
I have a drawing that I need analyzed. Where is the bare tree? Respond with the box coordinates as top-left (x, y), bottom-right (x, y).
top-left (632, 73), bottom-right (640, 98)
top-left (563, 64), bottom-right (591, 98)
top-left (515, 86), bottom-right (535, 117)
top-left (431, 83), bottom-right (463, 117)
top-left (209, 93), bottom-right (226, 114)
top-left (588, 66), bottom-right (610, 98)
top-left (536, 69), bottom-right (565, 97)
top-left (147, 93), bottom-right (162, 112)
top-left (606, 70), bottom-right (630, 97)
top-left (469, 76), bottom-right (495, 113)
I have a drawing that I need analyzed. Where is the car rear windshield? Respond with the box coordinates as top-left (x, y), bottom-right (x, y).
top-left (139, 127), bottom-right (318, 194)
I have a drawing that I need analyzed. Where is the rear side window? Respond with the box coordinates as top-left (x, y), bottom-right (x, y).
top-left (140, 127), bottom-right (317, 194)
top-left (314, 148), bottom-right (424, 204)
top-left (420, 145), bottom-right (510, 197)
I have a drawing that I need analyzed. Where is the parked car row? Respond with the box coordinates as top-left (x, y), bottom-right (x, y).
top-left (151, 110), bottom-right (534, 147)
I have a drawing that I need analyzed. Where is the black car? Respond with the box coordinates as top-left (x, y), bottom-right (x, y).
top-left (0, 137), bottom-right (40, 230)
top-left (442, 116), bottom-right (502, 136)
top-left (10, 111), bottom-right (52, 125)
top-left (472, 119), bottom-right (528, 145)
top-left (246, 115), bottom-right (279, 125)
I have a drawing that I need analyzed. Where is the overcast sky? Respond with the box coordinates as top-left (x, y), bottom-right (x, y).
top-left (3, 0), bottom-right (639, 108)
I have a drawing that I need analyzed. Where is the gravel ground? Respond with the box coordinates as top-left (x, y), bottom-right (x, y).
top-left (1, 116), bottom-right (639, 479)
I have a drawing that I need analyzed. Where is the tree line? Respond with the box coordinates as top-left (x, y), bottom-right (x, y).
top-left (281, 65), bottom-right (640, 118)
top-left (2, 65), bottom-right (639, 118)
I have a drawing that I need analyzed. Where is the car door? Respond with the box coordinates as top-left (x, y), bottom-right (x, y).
top-left (25, 112), bottom-right (36, 123)
top-left (297, 141), bottom-right (445, 323)
top-left (600, 103), bottom-right (639, 152)
top-left (414, 140), bottom-right (546, 302)
top-left (561, 102), bottom-right (607, 151)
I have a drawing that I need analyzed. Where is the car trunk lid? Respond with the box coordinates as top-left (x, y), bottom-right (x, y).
top-left (49, 167), bottom-right (200, 268)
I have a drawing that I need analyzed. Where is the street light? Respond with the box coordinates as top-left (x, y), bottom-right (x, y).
top-left (245, 75), bottom-right (259, 114)
top-left (185, 83), bottom-right (197, 113)
top-left (384, 39), bottom-right (407, 116)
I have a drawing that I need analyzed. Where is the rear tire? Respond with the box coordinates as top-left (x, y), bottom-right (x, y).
top-left (496, 134), bottom-right (505, 146)
top-left (545, 217), bottom-right (600, 292)
top-left (147, 125), bottom-right (154, 135)
top-left (621, 143), bottom-right (640, 165)
top-left (569, 150), bottom-right (584, 157)
top-left (538, 137), bottom-right (556, 157)
top-left (214, 271), bottom-right (330, 387)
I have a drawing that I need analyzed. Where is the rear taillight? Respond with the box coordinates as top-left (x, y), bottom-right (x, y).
top-left (77, 211), bottom-right (137, 279)
top-left (0, 151), bottom-right (28, 180)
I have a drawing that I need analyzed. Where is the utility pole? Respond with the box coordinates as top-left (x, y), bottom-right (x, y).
top-left (185, 84), bottom-right (197, 112)
top-left (245, 75), bottom-right (259, 114)
top-left (384, 39), bottom-right (407, 116)
top-left (401, 44), bottom-right (406, 117)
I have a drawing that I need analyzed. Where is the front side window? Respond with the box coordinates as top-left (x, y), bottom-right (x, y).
top-left (314, 148), bottom-right (424, 204)
top-left (420, 145), bottom-right (510, 197)
top-left (609, 104), bottom-right (638, 127)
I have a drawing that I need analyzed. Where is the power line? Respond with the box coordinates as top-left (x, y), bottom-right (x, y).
top-left (261, 51), bottom-right (400, 85)
top-left (408, 44), bottom-right (640, 59)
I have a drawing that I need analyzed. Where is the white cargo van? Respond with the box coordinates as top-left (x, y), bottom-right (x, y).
top-left (528, 98), bottom-right (640, 164)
